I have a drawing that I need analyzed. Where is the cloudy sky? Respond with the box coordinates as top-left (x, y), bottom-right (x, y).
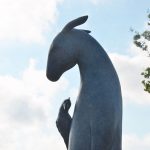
top-left (0, 0), bottom-right (150, 150)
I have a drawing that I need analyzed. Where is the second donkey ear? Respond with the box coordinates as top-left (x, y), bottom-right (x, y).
top-left (80, 29), bottom-right (91, 34)
top-left (62, 15), bottom-right (88, 32)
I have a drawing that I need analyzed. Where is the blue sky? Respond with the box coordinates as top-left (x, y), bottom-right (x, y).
top-left (0, 0), bottom-right (150, 150)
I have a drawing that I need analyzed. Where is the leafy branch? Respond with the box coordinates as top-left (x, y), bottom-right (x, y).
top-left (131, 11), bottom-right (150, 93)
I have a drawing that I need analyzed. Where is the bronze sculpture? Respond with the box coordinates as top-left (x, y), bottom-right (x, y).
top-left (46, 16), bottom-right (122, 150)
top-left (56, 98), bottom-right (72, 148)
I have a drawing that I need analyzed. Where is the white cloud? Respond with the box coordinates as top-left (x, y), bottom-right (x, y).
top-left (0, 59), bottom-right (68, 150)
top-left (0, 46), bottom-right (150, 149)
top-left (110, 44), bottom-right (150, 105)
top-left (0, 0), bottom-right (63, 43)
top-left (123, 134), bottom-right (150, 150)
top-left (89, 0), bottom-right (110, 5)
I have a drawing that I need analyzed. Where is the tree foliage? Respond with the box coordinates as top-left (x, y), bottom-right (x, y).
top-left (131, 11), bottom-right (150, 93)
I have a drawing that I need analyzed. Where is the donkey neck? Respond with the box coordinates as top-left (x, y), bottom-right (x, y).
top-left (76, 35), bottom-right (118, 91)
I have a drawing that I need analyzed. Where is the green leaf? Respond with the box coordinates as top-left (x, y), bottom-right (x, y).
top-left (133, 34), bottom-right (141, 40)
top-left (134, 41), bottom-right (142, 48)
top-left (142, 30), bottom-right (150, 41)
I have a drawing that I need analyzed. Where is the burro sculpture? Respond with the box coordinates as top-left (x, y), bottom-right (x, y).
top-left (46, 16), bottom-right (122, 150)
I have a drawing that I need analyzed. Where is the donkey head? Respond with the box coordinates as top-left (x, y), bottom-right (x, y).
top-left (46, 16), bottom-right (89, 81)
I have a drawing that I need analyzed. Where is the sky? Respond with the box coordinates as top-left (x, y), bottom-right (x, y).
top-left (0, 0), bottom-right (150, 150)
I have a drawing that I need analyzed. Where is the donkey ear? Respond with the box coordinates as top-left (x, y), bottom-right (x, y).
top-left (80, 29), bottom-right (91, 34)
top-left (62, 15), bottom-right (88, 32)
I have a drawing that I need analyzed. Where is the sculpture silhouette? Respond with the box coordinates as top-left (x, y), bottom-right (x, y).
top-left (46, 16), bottom-right (122, 150)
top-left (56, 98), bottom-right (72, 148)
